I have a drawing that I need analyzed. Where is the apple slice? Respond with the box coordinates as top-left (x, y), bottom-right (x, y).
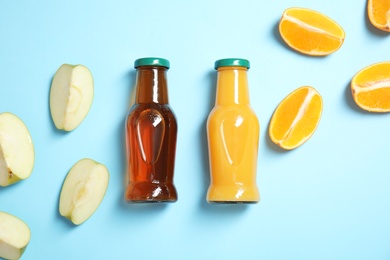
top-left (59, 158), bottom-right (109, 225)
top-left (50, 64), bottom-right (94, 131)
top-left (0, 212), bottom-right (31, 260)
top-left (0, 112), bottom-right (34, 187)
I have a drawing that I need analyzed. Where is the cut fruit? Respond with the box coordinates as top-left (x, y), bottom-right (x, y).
top-left (279, 7), bottom-right (345, 56)
top-left (50, 64), bottom-right (94, 131)
top-left (351, 61), bottom-right (390, 112)
top-left (59, 158), bottom-right (109, 225)
top-left (269, 86), bottom-right (323, 150)
top-left (368, 0), bottom-right (390, 32)
top-left (0, 112), bottom-right (34, 187)
top-left (0, 212), bottom-right (31, 260)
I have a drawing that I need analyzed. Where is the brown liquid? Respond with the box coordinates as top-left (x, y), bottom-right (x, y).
top-left (125, 66), bottom-right (178, 202)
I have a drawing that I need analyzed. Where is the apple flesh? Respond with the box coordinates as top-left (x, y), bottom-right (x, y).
top-left (0, 112), bottom-right (34, 187)
top-left (50, 64), bottom-right (94, 131)
top-left (59, 158), bottom-right (109, 225)
top-left (0, 212), bottom-right (31, 260)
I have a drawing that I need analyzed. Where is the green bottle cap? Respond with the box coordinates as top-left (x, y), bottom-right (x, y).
top-left (214, 58), bottom-right (250, 70)
top-left (134, 57), bottom-right (170, 69)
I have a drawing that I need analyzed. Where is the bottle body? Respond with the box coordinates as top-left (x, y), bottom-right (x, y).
top-left (125, 58), bottom-right (178, 202)
top-left (207, 59), bottom-right (260, 203)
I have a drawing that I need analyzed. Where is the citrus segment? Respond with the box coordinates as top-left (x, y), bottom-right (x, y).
top-left (368, 0), bottom-right (390, 32)
top-left (279, 7), bottom-right (345, 56)
top-left (269, 86), bottom-right (323, 150)
top-left (351, 61), bottom-right (390, 112)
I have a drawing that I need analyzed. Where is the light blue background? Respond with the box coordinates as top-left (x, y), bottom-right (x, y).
top-left (1, 0), bottom-right (390, 259)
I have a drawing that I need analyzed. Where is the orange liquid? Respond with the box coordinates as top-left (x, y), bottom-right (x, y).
top-left (207, 66), bottom-right (260, 203)
top-left (125, 67), bottom-right (178, 202)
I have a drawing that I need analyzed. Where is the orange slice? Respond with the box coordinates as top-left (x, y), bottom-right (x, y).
top-left (351, 61), bottom-right (390, 112)
top-left (279, 7), bottom-right (345, 56)
top-left (368, 0), bottom-right (390, 32)
top-left (269, 86), bottom-right (323, 150)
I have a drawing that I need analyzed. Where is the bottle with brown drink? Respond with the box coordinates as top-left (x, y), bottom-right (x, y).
top-left (125, 57), bottom-right (178, 203)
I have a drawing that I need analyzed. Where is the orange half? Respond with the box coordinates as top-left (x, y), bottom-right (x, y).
top-left (279, 7), bottom-right (345, 56)
top-left (351, 61), bottom-right (390, 112)
top-left (368, 0), bottom-right (390, 32)
top-left (269, 86), bottom-right (323, 150)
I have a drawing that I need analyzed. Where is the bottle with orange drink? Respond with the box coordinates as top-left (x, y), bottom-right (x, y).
top-left (206, 58), bottom-right (260, 203)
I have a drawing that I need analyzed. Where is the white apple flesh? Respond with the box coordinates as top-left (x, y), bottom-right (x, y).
top-left (59, 158), bottom-right (109, 225)
top-left (0, 212), bottom-right (31, 260)
top-left (50, 64), bottom-right (94, 131)
top-left (0, 112), bottom-right (34, 187)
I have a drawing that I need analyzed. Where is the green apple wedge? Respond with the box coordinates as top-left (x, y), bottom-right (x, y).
top-left (59, 158), bottom-right (109, 225)
top-left (0, 112), bottom-right (34, 187)
top-left (50, 64), bottom-right (94, 131)
top-left (0, 212), bottom-right (31, 260)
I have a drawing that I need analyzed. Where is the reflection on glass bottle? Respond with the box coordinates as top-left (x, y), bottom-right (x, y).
top-left (207, 58), bottom-right (260, 204)
top-left (125, 58), bottom-right (178, 203)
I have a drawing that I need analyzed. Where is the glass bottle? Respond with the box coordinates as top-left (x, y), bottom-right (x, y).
top-left (125, 57), bottom-right (178, 203)
top-left (207, 58), bottom-right (260, 203)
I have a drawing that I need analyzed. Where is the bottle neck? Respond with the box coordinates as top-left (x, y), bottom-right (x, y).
top-left (135, 66), bottom-right (169, 104)
top-left (215, 67), bottom-right (250, 105)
